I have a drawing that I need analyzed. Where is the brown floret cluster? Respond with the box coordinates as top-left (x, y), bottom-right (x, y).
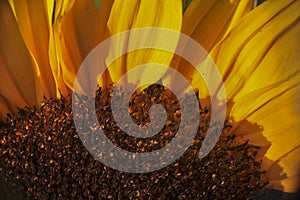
top-left (0, 85), bottom-right (268, 199)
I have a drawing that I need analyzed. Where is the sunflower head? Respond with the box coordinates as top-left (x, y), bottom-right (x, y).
top-left (0, 0), bottom-right (299, 198)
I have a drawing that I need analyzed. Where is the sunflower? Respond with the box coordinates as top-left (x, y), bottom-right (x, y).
top-left (0, 0), bottom-right (299, 197)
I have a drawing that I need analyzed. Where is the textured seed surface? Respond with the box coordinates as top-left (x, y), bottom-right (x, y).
top-left (0, 85), bottom-right (275, 199)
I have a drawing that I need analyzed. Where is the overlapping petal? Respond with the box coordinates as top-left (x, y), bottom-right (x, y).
top-left (51, 0), bottom-right (114, 93)
top-left (0, 0), bottom-right (43, 116)
top-left (107, 0), bottom-right (182, 86)
top-left (210, 0), bottom-right (300, 103)
top-left (170, 0), bottom-right (254, 100)
top-left (230, 74), bottom-right (300, 192)
top-left (8, 0), bottom-right (57, 98)
top-left (266, 146), bottom-right (300, 193)
top-left (182, 0), bottom-right (254, 52)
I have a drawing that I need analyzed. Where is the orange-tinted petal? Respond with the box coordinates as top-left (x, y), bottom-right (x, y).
top-left (8, 0), bottom-right (57, 97)
top-left (265, 147), bottom-right (300, 193)
top-left (0, 0), bottom-right (43, 119)
top-left (230, 74), bottom-right (300, 192)
top-left (51, 0), bottom-right (114, 92)
top-left (0, 95), bottom-right (12, 118)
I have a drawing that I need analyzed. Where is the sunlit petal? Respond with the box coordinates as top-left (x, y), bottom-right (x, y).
top-left (52, 0), bottom-right (113, 92)
top-left (182, 0), bottom-right (253, 52)
top-left (169, 0), bottom-right (253, 101)
top-left (210, 0), bottom-right (300, 102)
top-left (0, 0), bottom-right (43, 118)
top-left (8, 0), bottom-right (57, 97)
top-left (266, 147), bottom-right (300, 193)
top-left (107, 0), bottom-right (182, 86)
top-left (230, 74), bottom-right (300, 192)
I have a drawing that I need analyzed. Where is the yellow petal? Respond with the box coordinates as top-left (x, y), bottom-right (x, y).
top-left (8, 0), bottom-right (57, 97)
top-left (107, 0), bottom-right (140, 35)
top-left (0, 0), bottom-right (43, 118)
top-left (182, 0), bottom-right (254, 51)
top-left (231, 75), bottom-right (299, 148)
top-left (105, 0), bottom-right (140, 83)
top-left (230, 74), bottom-right (300, 192)
top-left (265, 147), bottom-right (300, 193)
top-left (169, 0), bottom-right (253, 100)
top-left (210, 0), bottom-right (300, 102)
top-left (107, 0), bottom-right (182, 86)
top-left (53, 0), bottom-right (75, 20)
top-left (52, 0), bottom-right (113, 91)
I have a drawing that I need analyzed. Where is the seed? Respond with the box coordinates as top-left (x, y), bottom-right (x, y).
top-left (0, 85), bottom-right (270, 199)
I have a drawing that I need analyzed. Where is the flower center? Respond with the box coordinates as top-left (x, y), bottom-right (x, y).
top-left (0, 84), bottom-right (269, 199)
